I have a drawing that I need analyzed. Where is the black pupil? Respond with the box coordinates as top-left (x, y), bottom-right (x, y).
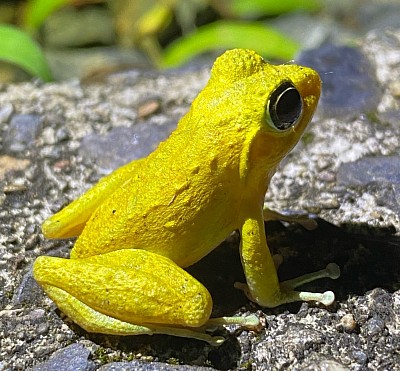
top-left (269, 82), bottom-right (302, 130)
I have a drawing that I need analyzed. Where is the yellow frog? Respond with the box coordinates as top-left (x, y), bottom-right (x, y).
top-left (33, 49), bottom-right (340, 345)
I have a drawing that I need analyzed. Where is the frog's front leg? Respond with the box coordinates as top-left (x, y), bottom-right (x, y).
top-left (43, 158), bottom-right (145, 239)
top-left (237, 213), bottom-right (340, 307)
top-left (33, 249), bottom-right (259, 345)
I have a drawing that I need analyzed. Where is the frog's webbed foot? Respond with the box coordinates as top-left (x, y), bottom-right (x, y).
top-left (263, 207), bottom-right (318, 230)
top-left (235, 263), bottom-right (340, 307)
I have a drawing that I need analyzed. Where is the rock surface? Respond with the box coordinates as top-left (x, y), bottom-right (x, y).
top-left (1, 30), bottom-right (400, 370)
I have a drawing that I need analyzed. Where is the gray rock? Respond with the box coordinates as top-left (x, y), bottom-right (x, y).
top-left (33, 344), bottom-right (95, 371)
top-left (297, 44), bottom-right (380, 117)
top-left (99, 360), bottom-right (209, 370)
top-left (12, 267), bottom-right (43, 305)
top-left (357, 2), bottom-right (400, 32)
top-left (3, 114), bottom-right (42, 153)
top-left (301, 358), bottom-right (349, 371)
top-left (337, 156), bottom-right (400, 186)
top-left (79, 122), bottom-right (176, 171)
top-left (336, 156), bottom-right (400, 215)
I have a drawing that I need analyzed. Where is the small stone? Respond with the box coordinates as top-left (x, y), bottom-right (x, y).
top-left (41, 127), bottom-right (57, 145)
top-left (0, 156), bottom-right (30, 181)
top-left (340, 314), bottom-right (357, 332)
top-left (352, 350), bottom-right (368, 365)
top-left (0, 103), bottom-right (13, 123)
top-left (3, 114), bottom-right (42, 153)
top-left (365, 316), bottom-right (385, 336)
top-left (138, 99), bottom-right (161, 118)
top-left (37, 322), bottom-right (49, 335)
top-left (33, 343), bottom-right (94, 371)
top-left (389, 80), bottom-right (400, 97)
top-left (55, 127), bottom-right (71, 142)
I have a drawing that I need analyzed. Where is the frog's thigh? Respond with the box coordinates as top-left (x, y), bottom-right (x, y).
top-left (34, 249), bottom-right (213, 330)
top-left (42, 158), bottom-right (145, 239)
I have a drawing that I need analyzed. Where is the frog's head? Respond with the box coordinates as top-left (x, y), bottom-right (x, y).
top-left (204, 49), bottom-right (321, 180)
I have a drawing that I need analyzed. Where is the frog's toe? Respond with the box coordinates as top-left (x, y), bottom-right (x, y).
top-left (325, 262), bottom-right (341, 279)
top-left (205, 314), bottom-right (260, 330)
top-left (281, 262), bottom-right (340, 290)
top-left (293, 289), bottom-right (335, 306)
top-left (279, 262), bottom-right (340, 306)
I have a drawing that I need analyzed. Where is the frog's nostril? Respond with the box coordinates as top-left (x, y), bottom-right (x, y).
top-left (267, 82), bottom-right (302, 131)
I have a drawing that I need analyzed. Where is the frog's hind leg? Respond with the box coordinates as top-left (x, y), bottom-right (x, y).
top-left (40, 284), bottom-right (258, 346)
top-left (33, 249), bottom-right (260, 345)
top-left (42, 158), bottom-right (145, 239)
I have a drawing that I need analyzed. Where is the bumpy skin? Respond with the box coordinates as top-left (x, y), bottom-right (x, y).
top-left (34, 49), bottom-right (331, 344)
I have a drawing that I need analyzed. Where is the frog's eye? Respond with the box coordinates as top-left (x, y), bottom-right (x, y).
top-left (266, 82), bottom-right (302, 131)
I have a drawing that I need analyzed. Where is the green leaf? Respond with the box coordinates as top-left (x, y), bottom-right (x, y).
top-left (161, 21), bottom-right (299, 68)
top-left (23, 0), bottom-right (71, 33)
top-left (0, 24), bottom-right (53, 81)
top-left (230, 0), bottom-right (321, 17)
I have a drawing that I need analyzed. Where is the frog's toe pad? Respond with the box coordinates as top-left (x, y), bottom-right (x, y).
top-left (297, 289), bottom-right (336, 306)
top-left (320, 290), bottom-right (335, 306)
top-left (325, 263), bottom-right (340, 279)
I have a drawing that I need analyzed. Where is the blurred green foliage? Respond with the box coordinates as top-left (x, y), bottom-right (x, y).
top-left (113, 0), bottom-right (321, 67)
top-left (1, 0), bottom-right (321, 80)
top-left (161, 20), bottom-right (299, 67)
top-left (228, 0), bottom-right (320, 17)
top-left (0, 24), bottom-right (52, 81)
top-left (23, 0), bottom-right (71, 33)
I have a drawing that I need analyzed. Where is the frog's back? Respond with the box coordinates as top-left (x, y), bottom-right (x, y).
top-left (72, 106), bottom-right (247, 266)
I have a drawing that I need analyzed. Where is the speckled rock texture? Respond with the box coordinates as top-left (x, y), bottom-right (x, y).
top-left (1, 30), bottom-right (400, 370)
